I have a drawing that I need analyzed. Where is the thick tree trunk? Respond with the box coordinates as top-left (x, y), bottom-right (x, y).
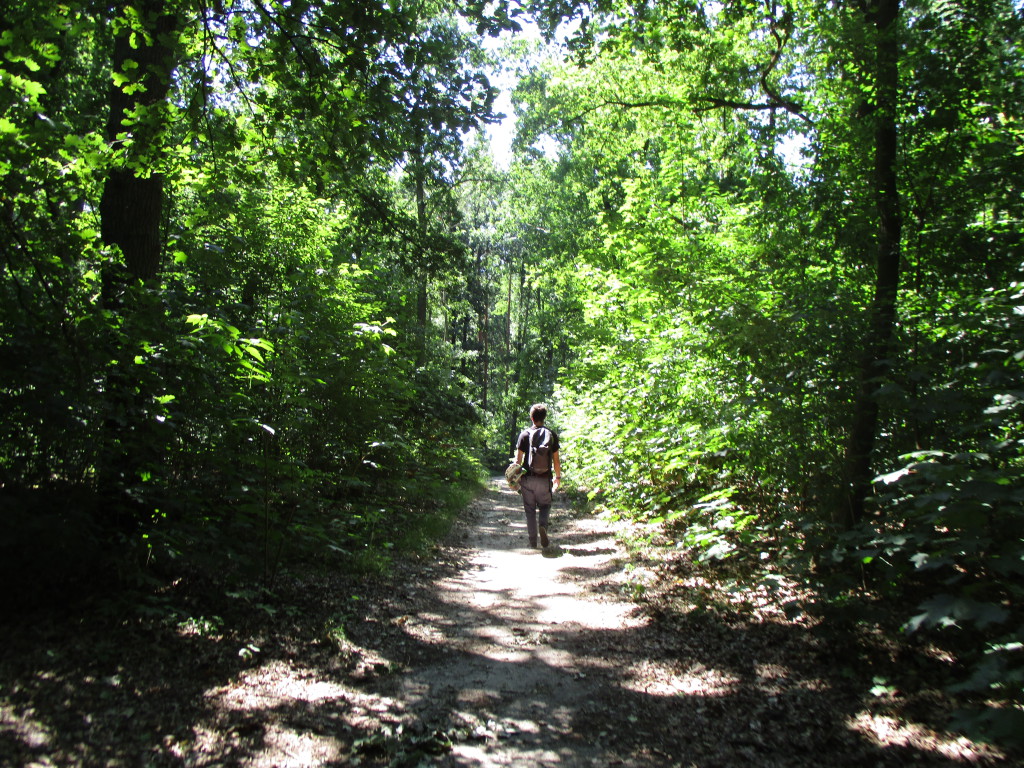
top-left (838, 0), bottom-right (903, 528)
top-left (101, 174), bottom-right (164, 285)
top-left (101, 0), bottom-right (178, 289)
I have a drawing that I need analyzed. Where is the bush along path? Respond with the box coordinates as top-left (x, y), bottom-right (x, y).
top-left (0, 479), bottom-right (1014, 767)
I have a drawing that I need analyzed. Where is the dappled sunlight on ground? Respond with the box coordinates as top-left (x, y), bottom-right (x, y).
top-left (352, 481), bottom-right (658, 765)
top-left (211, 661), bottom-right (351, 709)
top-left (625, 664), bottom-right (743, 698)
top-left (345, 480), bottom-right (1011, 766)
top-left (0, 703), bottom-right (52, 750)
top-left (0, 478), bottom-right (1012, 767)
top-left (848, 712), bottom-right (995, 763)
top-left (198, 661), bottom-right (394, 766)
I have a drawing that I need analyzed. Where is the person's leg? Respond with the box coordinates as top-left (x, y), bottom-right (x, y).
top-left (521, 477), bottom-right (540, 547)
top-left (525, 508), bottom-right (539, 547)
top-left (538, 507), bottom-right (550, 544)
top-left (536, 479), bottom-right (553, 547)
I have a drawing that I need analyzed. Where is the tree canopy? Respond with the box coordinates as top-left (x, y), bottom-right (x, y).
top-left (2, 0), bottom-right (1022, 749)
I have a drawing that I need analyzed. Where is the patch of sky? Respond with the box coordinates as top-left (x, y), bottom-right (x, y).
top-left (475, 16), bottom-right (576, 169)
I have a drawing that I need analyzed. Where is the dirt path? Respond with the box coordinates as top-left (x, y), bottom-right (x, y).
top-left (186, 478), bottom-right (653, 768)
top-left (360, 478), bottom-right (647, 766)
top-left (333, 479), bottom-right (1007, 768)
top-left (2, 479), bottom-right (1011, 767)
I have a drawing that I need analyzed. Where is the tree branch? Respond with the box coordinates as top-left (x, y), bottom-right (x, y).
top-left (565, 98), bottom-right (686, 124)
top-left (567, 95), bottom-right (812, 126)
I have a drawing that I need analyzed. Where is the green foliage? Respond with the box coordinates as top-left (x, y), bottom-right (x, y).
top-left (497, 0), bottom-right (1024, 749)
top-left (825, 273), bottom-right (1024, 739)
top-left (352, 723), bottom-right (454, 766)
top-left (670, 489), bottom-right (762, 563)
top-left (4, 0), bottom-right (1024, 751)
top-left (0, 0), bottom-right (497, 600)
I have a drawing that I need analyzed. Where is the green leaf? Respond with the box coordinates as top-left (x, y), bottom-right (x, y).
top-left (906, 595), bottom-right (1010, 633)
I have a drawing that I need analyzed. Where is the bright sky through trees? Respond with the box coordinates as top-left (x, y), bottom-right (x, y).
top-left (481, 18), bottom-right (571, 168)
top-left (481, 26), bottom-right (536, 169)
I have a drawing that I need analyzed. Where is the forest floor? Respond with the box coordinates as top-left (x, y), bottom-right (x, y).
top-left (0, 478), bottom-right (1016, 767)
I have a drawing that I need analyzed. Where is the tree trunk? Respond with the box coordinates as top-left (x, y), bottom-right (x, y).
top-left (413, 143), bottom-right (429, 365)
top-left (838, 0), bottom-right (903, 528)
top-left (97, 1), bottom-right (179, 516)
top-left (480, 305), bottom-right (489, 411)
top-left (458, 313), bottom-right (468, 378)
top-left (101, 0), bottom-right (178, 291)
top-left (517, 258), bottom-right (528, 348)
top-left (506, 258), bottom-right (513, 357)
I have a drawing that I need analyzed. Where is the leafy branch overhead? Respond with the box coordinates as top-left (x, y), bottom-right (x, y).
top-left (1, 0), bottom-right (1022, 754)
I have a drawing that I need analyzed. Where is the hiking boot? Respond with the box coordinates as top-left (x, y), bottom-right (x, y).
top-left (539, 526), bottom-right (549, 548)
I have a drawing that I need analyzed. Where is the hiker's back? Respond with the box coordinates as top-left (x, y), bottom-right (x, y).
top-left (527, 426), bottom-right (552, 476)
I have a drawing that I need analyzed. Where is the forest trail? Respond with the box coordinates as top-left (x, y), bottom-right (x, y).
top-left (358, 478), bottom-right (649, 766)
top-left (191, 477), bottom-right (666, 768)
top-left (1, 479), bottom-right (1010, 767)
top-left (330, 479), bottom-right (1008, 768)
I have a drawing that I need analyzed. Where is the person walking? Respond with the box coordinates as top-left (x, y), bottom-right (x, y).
top-left (515, 403), bottom-right (562, 549)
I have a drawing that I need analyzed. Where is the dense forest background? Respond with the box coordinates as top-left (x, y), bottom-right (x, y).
top-left (2, 0), bottom-right (1021, 749)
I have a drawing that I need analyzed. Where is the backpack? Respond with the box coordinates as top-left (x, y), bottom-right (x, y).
top-left (526, 427), bottom-right (552, 476)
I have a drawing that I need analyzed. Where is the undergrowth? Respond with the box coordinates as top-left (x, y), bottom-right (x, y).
top-left (595, 487), bottom-right (1024, 755)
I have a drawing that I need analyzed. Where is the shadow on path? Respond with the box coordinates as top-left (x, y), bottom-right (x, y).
top-left (342, 480), bottom-right (1006, 767)
top-left (0, 479), bottom-right (1010, 767)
